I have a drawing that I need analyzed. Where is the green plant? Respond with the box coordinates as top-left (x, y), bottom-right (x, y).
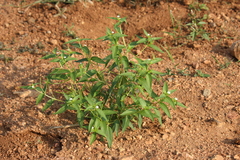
top-left (22, 16), bottom-right (186, 147)
top-left (212, 56), bottom-right (231, 70)
top-left (63, 24), bottom-right (77, 38)
top-left (185, 2), bottom-right (210, 41)
top-left (194, 70), bottom-right (210, 77)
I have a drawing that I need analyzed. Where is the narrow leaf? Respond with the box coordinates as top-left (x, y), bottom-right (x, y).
top-left (160, 103), bottom-right (171, 118)
top-left (148, 44), bottom-right (164, 53)
top-left (42, 99), bottom-right (54, 111)
top-left (36, 93), bottom-right (44, 105)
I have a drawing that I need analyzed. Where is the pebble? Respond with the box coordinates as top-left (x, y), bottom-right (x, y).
top-left (27, 17), bottom-right (35, 24)
top-left (145, 139), bottom-right (153, 145)
top-left (212, 155), bottom-right (224, 160)
top-left (49, 39), bottom-right (58, 45)
top-left (203, 89), bottom-right (211, 97)
top-left (121, 156), bottom-right (134, 160)
top-left (203, 60), bottom-right (211, 64)
top-left (234, 155), bottom-right (240, 159)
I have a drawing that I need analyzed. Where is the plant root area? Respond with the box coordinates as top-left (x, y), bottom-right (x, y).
top-left (0, 0), bottom-right (240, 159)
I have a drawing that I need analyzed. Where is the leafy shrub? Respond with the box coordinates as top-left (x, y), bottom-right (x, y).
top-left (22, 16), bottom-right (186, 147)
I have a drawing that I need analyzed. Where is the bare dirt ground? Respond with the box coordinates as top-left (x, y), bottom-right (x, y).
top-left (0, 0), bottom-right (240, 159)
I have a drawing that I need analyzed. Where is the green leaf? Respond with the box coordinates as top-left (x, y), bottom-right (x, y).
top-left (91, 56), bottom-right (105, 64)
top-left (143, 29), bottom-right (150, 37)
top-left (148, 44), bottom-right (164, 53)
top-left (137, 38), bottom-right (147, 44)
top-left (113, 120), bottom-right (120, 136)
top-left (54, 105), bottom-right (67, 114)
top-left (139, 98), bottom-right (146, 108)
top-left (65, 57), bottom-right (77, 61)
top-left (75, 58), bottom-right (88, 63)
top-left (70, 43), bottom-right (81, 48)
top-left (139, 110), bottom-right (154, 121)
top-left (120, 109), bottom-right (137, 116)
top-left (82, 46), bottom-right (90, 55)
top-left (149, 37), bottom-right (163, 41)
top-left (177, 102), bottom-right (187, 108)
top-left (50, 69), bottom-right (70, 74)
top-left (163, 82), bottom-right (168, 93)
top-left (122, 116), bottom-right (130, 132)
top-left (21, 86), bottom-right (35, 89)
top-left (90, 133), bottom-right (97, 145)
top-left (90, 81), bottom-right (104, 96)
top-left (113, 33), bottom-right (127, 38)
top-left (36, 93), bottom-right (44, 105)
top-left (119, 72), bottom-right (134, 78)
top-left (160, 103), bottom-right (171, 118)
top-left (164, 96), bottom-right (176, 109)
top-left (202, 33), bottom-right (210, 41)
top-left (107, 17), bottom-right (118, 20)
top-left (149, 58), bottom-right (162, 64)
top-left (121, 56), bottom-right (129, 69)
top-left (79, 69), bottom-right (97, 82)
top-left (198, 21), bottom-right (207, 25)
top-left (146, 74), bottom-right (152, 91)
top-left (137, 114), bottom-right (143, 129)
top-left (96, 109), bottom-right (108, 121)
top-left (50, 58), bottom-right (60, 62)
top-left (41, 54), bottom-right (57, 59)
top-left (65, 38), bottom-right (91, 44)
top-left (77, 109), bottom-right (84, 127)
top-left (153, 109), bottom-right (162, 125)
top-left (42, 99), bottom-right (54, 111)
top-left (105, 126), bottom-right (113, 147)
top-left (103, 110), bottom-right (118, 115)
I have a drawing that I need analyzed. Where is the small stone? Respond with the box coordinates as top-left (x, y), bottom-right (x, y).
top-left (203, 89), bottom-right (211, 97)
top-left (162, 133), bottom-right (169, 140)
top-left (5, 23), bottom-right (9, 28)
top-left (234, 155), bottom-right (240, 160)
top-left (203, 60), bottom-right (211, 64)
top-left (230, 40), bottom-right (240, 60)
top-left (49, 39), bottom-right (58, 45)
top-left (97, 153), bottom-right (103, 159)
top-left (18, 31), bottom-right (25, 35)
top-left (145, 139), bottom-right (152, 145)
top-left (121, 156), bottom-right (134, 160)
top-left (136, 135), bottom-right (142, 140)
top-left (193, 43), bottom-right (201, 48)
top-left (212, 155), bottom-right (224, 160)
top-left (27, 17), bottom-right (35, 24)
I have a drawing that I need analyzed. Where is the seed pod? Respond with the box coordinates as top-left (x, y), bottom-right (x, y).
top-left (230, 40), bottom-right (240, 60)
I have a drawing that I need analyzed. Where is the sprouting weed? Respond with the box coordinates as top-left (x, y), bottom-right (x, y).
top-left (22, 16), bottom-right (186, 148)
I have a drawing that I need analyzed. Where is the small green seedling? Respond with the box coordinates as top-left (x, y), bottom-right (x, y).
top-left (185, 2), bottom-right (210, 41)
top-left (22, 16), bottom-right (186, 147)
top-left (194, 70), bottom-right (210, 77)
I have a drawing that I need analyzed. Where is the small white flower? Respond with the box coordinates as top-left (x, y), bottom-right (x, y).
top-left (167, 91), bottom-right (171, 94)
top-left (63, 56), bottom-right (67, 59)
top-left (147, 33), bottom-right (151, 36)
top-left (96, 106), bottom-right (99, 109)
top-left (174, 98), bottom-right (178, 101)
top-left (69, 98), bottom-right (73, 101)
top-left (76, 37), bottom-right (79, 39)
top-left (112, 31), bottom-right (114, 34)
top-left (32, 85), bottom-right (35, 88)
top-left (117, 15), bottom-right (120, 18)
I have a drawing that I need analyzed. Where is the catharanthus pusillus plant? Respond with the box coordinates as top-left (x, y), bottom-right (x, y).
top-left (22, 16), bottom-right (186, 147)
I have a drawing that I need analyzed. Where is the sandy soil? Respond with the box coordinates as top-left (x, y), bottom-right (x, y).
top-left (0, 0), bottom-right (240, 159)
